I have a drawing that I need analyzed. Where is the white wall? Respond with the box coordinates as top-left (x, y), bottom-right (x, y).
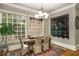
top-left (75, 4), bottom-right (79, 49)
top-left (44, 18), bottom-right (49, 36)
top-left (44, 4), bottom-right (77, 50)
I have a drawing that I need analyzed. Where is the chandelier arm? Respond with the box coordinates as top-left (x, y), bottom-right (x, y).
top-left (34, 3), bottom-right (49, 19)
top-left (41, 3), bottom-right (43, 11)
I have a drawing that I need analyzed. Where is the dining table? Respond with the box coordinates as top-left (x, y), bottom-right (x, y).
top-left (25, 39), bottom-right (35, 56)
top-left (26, 37), bottom-right (51, 48)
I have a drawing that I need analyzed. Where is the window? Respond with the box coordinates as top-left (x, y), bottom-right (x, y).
top-left (2, 12), bottom-right (26, 40)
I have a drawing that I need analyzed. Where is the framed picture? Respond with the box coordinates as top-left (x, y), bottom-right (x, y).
top-left (51, 14), bottom-right (69, 39)
top-left (75, 16), bottom-right (79, 30)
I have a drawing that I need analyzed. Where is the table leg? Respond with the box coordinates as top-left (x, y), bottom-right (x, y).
top-left (27, 45), bottom-right (35, 56)
top-left (27, 45), bottom-right (31, 56)
top-left (49, 38), bottom-right (51, 49)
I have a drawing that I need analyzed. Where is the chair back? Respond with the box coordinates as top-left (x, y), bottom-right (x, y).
top-left (6, 36), bottom-right (21, 51)
top-left (7, 35), bottom-right (19, 42)
top-left (19, 38), bottom-right (23, 48)
top-left (35, 36), bottom-right (42, 46)
top-left (33, 36), bottom-right (42, 54)
top-left (44, 37), bottom-right (49, 44)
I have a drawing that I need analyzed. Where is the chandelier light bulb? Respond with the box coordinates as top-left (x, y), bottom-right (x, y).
top-left (38, 11), bottom-right (42, 14)
top-left (38, 11), bottom-right (44, 16)
top-left (35, 14), bottom-right (39, 18)
top-left (44, 12), bottom-right (49, 19)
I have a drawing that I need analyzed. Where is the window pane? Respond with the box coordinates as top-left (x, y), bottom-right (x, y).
top-left (2, 13), bottom-right (7, 18)
top-left (8, 18), bottom-right (12, 23)
top-left (8, 13), bottom-right (12, 19)
top-left (2, 17), bottom-right (7, 23)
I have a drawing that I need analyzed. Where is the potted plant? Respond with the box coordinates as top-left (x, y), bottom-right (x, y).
top-left (0, 23), bottom-right (15, 44)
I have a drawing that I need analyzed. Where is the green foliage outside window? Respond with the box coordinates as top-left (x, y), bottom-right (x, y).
top-left (0, 23), bottom-right (15, 35)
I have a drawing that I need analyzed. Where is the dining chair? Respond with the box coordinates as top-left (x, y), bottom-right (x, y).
top-left (42, 37), bottom-right (50, 52)
top-left (33, 36), bottom-right (42, 54)
top-left (19, 38), bottom-right (28, 56)
top-left (0, 49), bottom-right (4, 56)
top-left (5, 35), bottom-right (22, 56)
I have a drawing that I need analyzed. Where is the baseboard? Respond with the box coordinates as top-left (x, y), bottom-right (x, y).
top-left (51, 40), bottom-right (76, 51)
top-left (76, 44), bottom-right (79, 50)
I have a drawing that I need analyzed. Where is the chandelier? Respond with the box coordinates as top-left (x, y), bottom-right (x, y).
top-left (34, 3), bottom-right (49, 19)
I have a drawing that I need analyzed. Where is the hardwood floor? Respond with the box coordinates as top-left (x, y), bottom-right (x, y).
top-left (63, 49), bottom-right (79, 56)
top-left (54, 44), bottom-right (79, 56)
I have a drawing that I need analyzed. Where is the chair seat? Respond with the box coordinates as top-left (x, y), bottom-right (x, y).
top-left (21, 44), bottom-right (28, 55)
top-left (33, 45), bottom-right (42, 54)
top-left (42, 43), bottom-right (49, 51)
top-left (22, 44), bottom-right (28, 49)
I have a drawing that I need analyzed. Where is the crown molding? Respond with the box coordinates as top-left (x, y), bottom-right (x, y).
top-left (0, 3), bottom-right (38, 14)
top-left (0, 7), bottom-right (35, 18)
top-left (49, 4), bottom-right (76, 16)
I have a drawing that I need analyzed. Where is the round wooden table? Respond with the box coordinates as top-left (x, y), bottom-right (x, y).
top-left (26, 40), bottom-right (35, 56)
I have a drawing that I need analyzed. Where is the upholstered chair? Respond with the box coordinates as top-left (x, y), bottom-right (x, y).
top-left (0, 49), bottom-right (4, 56)
top-left (42, 37), bottom-right (49, 52)
top-left (33, 36), bottom-right (42, 54)
top-left (5, 35), bottom-right (22, 56)
top-left (19, 38), bottom-right (28, 56)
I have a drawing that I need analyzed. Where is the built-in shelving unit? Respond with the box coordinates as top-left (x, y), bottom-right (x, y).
top-left (28, 17), bottom-right (43, 36)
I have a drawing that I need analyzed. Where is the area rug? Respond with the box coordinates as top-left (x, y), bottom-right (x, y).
top-left (25, 44), bottom-right (66, 56)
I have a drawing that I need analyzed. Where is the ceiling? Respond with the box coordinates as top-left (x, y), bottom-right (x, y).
top-left (0, 3), bottom-right (72, 15)
top-left (16, 3), bottom-right (72, 13)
